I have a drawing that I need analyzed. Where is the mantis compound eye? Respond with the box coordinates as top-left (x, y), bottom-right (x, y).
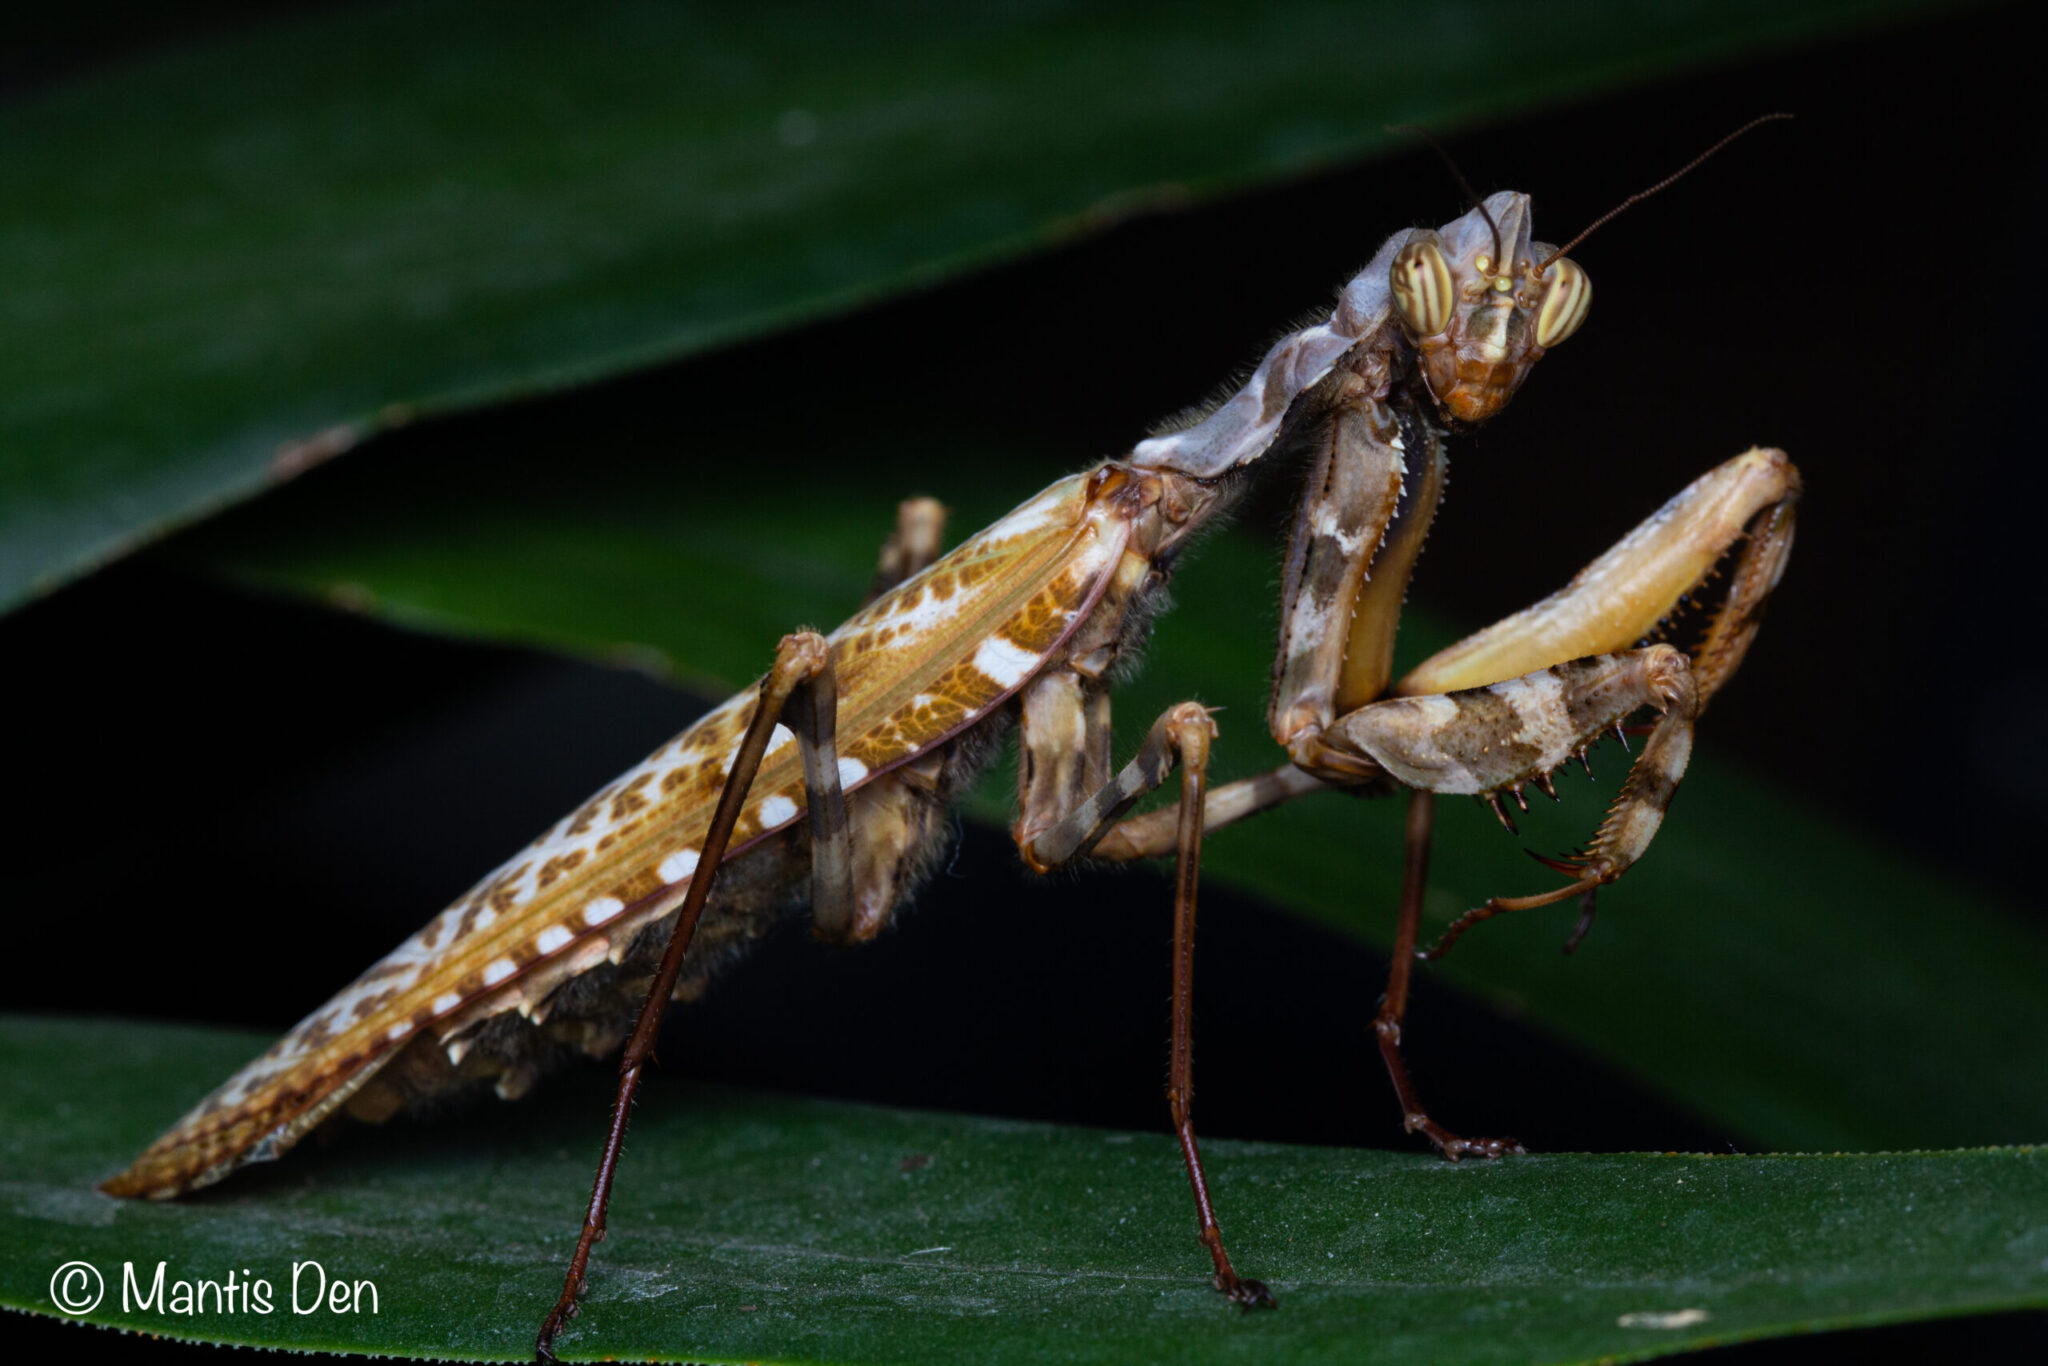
top-left (1534, 256), bottom-right (1592, 348)
top-left (1390, 237), bottom-right (1454, 338)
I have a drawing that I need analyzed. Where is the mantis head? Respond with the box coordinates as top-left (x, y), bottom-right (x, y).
top-left (1384, 113), bottom-right (1791, 427)
top-left (1388, 191), bottom-right (1590, 425)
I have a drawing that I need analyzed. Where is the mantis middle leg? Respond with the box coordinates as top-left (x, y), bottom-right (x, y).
top-left (1011, 664), bottom-right (1274, 1308)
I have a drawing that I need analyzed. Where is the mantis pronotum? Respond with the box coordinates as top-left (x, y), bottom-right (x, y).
top-left (103, 130), bottom-right (1800, 1359)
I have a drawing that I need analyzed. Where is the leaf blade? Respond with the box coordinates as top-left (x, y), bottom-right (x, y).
top-left (4, 1018), bottom-right (2044, 1363)
top-left (0, 0), bottom-right (1969, 607)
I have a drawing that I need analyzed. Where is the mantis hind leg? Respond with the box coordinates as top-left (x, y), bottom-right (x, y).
top-left (538, 631), bottom-right (849, 1363)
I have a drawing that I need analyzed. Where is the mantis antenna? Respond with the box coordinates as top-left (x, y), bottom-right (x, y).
top-left (1539, 112), bottom-right (1795, 272)
top-left (1389, 123), bottom-right (1502, 271)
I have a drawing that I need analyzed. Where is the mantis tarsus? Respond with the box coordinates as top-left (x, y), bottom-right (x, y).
top-left (102, 127), bottom-right (1801, 1361)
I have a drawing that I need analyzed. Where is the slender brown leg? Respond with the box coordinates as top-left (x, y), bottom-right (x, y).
top-left (1417, 876), bottom-right (1603, 961)
top-left (535, 632), bottom-right (831, 1364)
top-left (1560, 888), bottom-right (1599, 955)
top-left (789, 654), bottom-right (855, 941)
top-left (1088, 762), bottom-right (1339, 861)
top-left (1014, 699), bottom-right (1273, 1307)
top-left (1372, 790), bottom-right (1523, 1162)
top-left (1161, 713), bottom-right (1275, 1309)
top-left (1017, 702), bottom-right (1201, 869)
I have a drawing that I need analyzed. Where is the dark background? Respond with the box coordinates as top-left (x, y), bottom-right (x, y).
top-left (6, 3), bottom-right (2043, 1361)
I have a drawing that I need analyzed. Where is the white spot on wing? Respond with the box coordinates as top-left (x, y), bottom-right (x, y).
top-left (836, 756), bottom-right (868, 787)
top-left (757, 794), bottom-right (798, 827)
top-left (535, 925), bottom-right (572, 954)
top-left (972, 634), bottom-right (1039, 688)
top-left (658, 849), bottom-right (700, 883)
top-left (885, 585), bottom-right (966, 635)
top-left (432, 993), bottom-right (462, 1015)
top-left (582, 896), bottom-right (624, 926)
top-left (483, 960), bottom-right (516, 986)
top-left (385, 1023), bottom-right (410, 1042)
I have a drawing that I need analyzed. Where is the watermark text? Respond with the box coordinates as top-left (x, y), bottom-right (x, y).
top-left (48, 1260), bottom-right (379, 1318)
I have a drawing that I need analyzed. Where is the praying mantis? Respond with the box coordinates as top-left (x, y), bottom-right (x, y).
top-left (101, 124), bottom-right (1800, 1361)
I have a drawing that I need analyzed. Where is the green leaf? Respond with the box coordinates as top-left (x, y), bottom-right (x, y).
top-left (4, 1019), bottom-right (2043, 1363)
top-left (0, 0), bottom-right (1964, 609)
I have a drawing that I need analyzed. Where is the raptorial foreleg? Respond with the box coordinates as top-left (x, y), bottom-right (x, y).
top-left (1370, 444), bottom-right (1800, 955)
top-left (1396, 447), bottom-right (1798, 710)
top-left (1341, 645), bottom-right (1698, 933)
top-left (1421, 681), bottom-right (1695, 960)
top-left (1317, 647), bottom-right (1697, 1158)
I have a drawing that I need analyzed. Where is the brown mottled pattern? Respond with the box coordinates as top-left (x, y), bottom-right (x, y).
top-left (536, 851), bottom-right (585, 888)
top-left (1269, 385), bottom-right (1404, 744)
top-left (104, 469), bottom-right (1136, 1199)
top-left (1334, 651), bottom-right (1689, 798)
top-left (608, 773), bottom-right (654, 820)
top-left (1434, 691), bottom-right (1547, 784)
top-left (1584, 657), bottom-right (1697, 872)
top-left (1334, 412), bottom-right (1447, 713)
